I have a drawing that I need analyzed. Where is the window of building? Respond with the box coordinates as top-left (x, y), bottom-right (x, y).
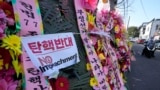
top-left (143, 27), bottom-right (145, 34)
top-left (156, 25), bottom-right (159, 30)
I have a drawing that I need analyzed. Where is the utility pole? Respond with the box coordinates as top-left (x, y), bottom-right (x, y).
top-left (127, 16), bottom-right (130, 30)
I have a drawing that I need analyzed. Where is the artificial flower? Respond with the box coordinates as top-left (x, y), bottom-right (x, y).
top-left (87, 12), bottom-right (95, 26)
top-left (100, 10), bottom-right (110, 26)
top-left (92, 85), bottom-right (100, 90)
top-left (120, 73), bottom-right (126, 83)
top-left (0, 9), bottom-right (7, 35)
top-left (0, 79), bottom-right (18, 90)
top-left (55, 77), bottom-right (69, 90)
top-left (1, 35), bottom-right (22, 55)
top-left (81, 0), bottom-right (98, 11)
top-left (0, 58), bottom-right (3, 70)
top-left (86, 63), bottom-right (91, 71)
top-left (0, 2), bottom-right (14, 19)
top-left (9, 50), bottom-right (21, 78)
top-left (102, 0), bottom-right (108, 3)
top-left (0, 47), bottom-right (11, 69)
top-left (98, 53), bottom-right (106, 60)
top-left (0, 79), bottom-right (7, 90)
top-left (6, 18), bottom-right (14, 26)
top-left (115, 38), bottom-right (120, 45)
top-left (97, 40), bottom-right (103, 51)
top-left (87, 12), bottom-right (95, 30)
top-left (103, 66), bottom-right (108, 75)
top-left (90, 36), bottom-right (98, 45)
top-left (114, 25), bottom-right (120, 33)
top-left (90, 77), bottom-right (98, 87)
top-left (12, 59), bottom-right (21, 77)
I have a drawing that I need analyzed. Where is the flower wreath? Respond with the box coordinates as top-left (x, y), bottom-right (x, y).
top-left (80, 0), bottom-right (131, 89)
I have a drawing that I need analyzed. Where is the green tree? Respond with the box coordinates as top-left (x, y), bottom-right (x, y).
top-left (127, 26), bottom-right (139, 37)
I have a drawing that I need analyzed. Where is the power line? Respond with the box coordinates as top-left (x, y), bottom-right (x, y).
top-left (140, 0), bottom-right (149, 19)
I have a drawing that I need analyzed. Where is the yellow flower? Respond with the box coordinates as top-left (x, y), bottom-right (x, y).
top-left (97, 40), bottom-right (103, 51)
top-left (115, 38), bottom-right (120, 45)
top-left (98, 53), bottom-right (106, 60)
top-left (90, 77), bottom-right (98, 87)
top-left (1, 35), bottom-right (22, 55)
top-left (10, 50), bottom-right (22, 77)
top-left (87, 12), bottom-right (95, 25)
top-left (121, 73), bottom-right (127, 83)
top-left (0, 59), bottom-right (3, 70)
top-left (115, 25), bottom-right (119, 33)
top-left (86, 63), bottom-right (91, 71)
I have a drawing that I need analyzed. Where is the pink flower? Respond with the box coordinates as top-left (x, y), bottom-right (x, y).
top-left (103, 66), bottom-right (108, 75)
top-left (81, 0), bottom-right (98, 11)
top-left (6, 18), bottom-right (14, 26)
top-left (0, 79), bottom-right (18, 90)
top-left (0, 28), bottom-right (4, 38)
top-left (96, 10), bottom-right (110, 26)
top-left (0, 79), bottom-right (7, 90)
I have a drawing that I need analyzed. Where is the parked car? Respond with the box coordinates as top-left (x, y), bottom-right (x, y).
top-left (136, 39), bottom-right (146, 44)
top-left (155, 40), bottom-right (160, 49)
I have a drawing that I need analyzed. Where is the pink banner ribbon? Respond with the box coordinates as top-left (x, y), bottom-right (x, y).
top-left (74, 0), bottom-right (111, 90)
top-left (103, 40), bottom-right (124, 89)
top-left (96, 10), bottom-right (124, 89)
top-left (11, 0), bottom-right (49, 90)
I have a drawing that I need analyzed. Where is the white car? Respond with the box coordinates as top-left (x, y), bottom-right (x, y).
top-left (155, 42), bottom-right (160, 49)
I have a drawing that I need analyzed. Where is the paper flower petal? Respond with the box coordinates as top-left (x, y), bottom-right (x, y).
top-left (0, 79), bottom-right (7, 90)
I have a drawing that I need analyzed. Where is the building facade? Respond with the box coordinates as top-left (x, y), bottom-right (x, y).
top-left (139, 19), bottom-right (160, 41)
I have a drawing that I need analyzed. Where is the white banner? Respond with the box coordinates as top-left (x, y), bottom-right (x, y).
top-left (21, 33), bottom-right (80, 76)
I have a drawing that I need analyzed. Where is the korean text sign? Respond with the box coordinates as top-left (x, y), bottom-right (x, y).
top-left (22, 33), bottom-right (80, 76)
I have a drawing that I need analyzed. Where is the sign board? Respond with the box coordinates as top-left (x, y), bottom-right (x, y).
top-left (22, 33), bottom-right (80, 76)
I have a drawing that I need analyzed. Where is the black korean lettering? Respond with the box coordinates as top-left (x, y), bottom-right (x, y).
top-left (99, 78), bottom-right (105, 85)
top-left (78, 16), bottom-right (84, 22)
top-left (83, 38), bottom-right (88, 43)
top-left (20, 1), bottom-right (32, 10)
top-left (77, 10), bottom-right (83, 15)
top-left (102, 85), bottom-right (107, 89)
top-left (81, 29), bottom-right (87, 33)
top-left (111, 52), bottom-right (115, 56)
top-left (89, 50), bottom-right (94, 55)
top-left (28, 31), bottom-right (38, 36)
top-left (80, 22), bottom-right (85, 27)
top-left (91, 58), bottom-right (98, 63)
top-left (26, 56), bottom-right (31, 61)
top-left (28, 76), bottom-right (41, 84)
top-left (27, 68), bottom-right (40, 75)
top-left (94, 64), bottom-right (100, 70)
top-left (21, 9), bottom-right (35, 19)
top-left (20, 1), bottom-right (34, 19)
top-left (97, 70), bottom-right (104, 76)
top-left (34, 85), bottom-right (47, 90)
top-left (86, 44), bottom-right (91, 48)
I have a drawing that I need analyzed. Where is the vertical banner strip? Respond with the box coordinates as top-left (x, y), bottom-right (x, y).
top-left (96, 16), bottom-right (119, 89)
top-left (104, 40), bottom-right (124, 89)
top-left (11, 0), bottom-right (49, 90)
top-left (96, 12), bottom-right (124, 89)
top-left (74, 0), bottom-right (111, 90)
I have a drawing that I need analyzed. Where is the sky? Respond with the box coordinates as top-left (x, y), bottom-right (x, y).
top-left (120, 0), bottom-right (160, 27)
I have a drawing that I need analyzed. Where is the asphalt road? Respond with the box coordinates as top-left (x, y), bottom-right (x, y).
top-left (126, 43), bottom-right (160, 90)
